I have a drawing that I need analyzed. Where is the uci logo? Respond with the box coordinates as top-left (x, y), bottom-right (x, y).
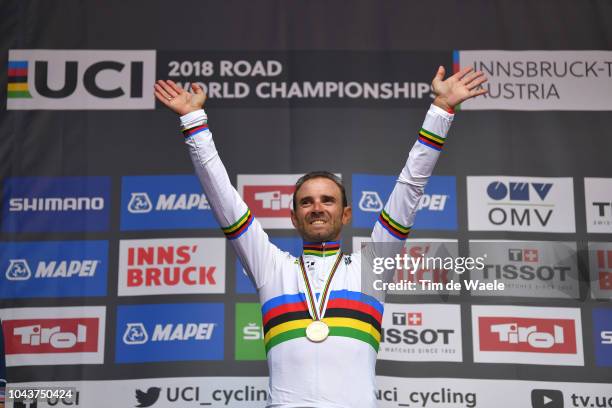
top-left (6, 259), bottom-right (32, 281)
top-left (7, 49), bottom-right (155, 110)
top-left (128, 192), bottom-right (153, 213)
top-left (359, 191), bottom-right (383, 212)
top-left (123, 323), bottom-right (149, 345)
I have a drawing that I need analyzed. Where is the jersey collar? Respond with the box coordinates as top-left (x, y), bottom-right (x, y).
top-left (302, 241), bottom-right (341, 257)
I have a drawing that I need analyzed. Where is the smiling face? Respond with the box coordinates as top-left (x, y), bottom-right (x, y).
top-left (291, 177), bottom-right (352, 242)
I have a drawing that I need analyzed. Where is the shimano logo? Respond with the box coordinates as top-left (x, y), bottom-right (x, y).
top-left (9, 197), bottom-right (104, 212)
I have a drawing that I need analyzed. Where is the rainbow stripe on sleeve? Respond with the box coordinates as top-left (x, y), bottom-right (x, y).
top-left (417, 128), bottom-right (445, 151)
top-left (221, 209), bottom-right (254, 240)
top-left (182, 123), bottom-right (209, 138)
top-left (261, 289), bottom-right (383, 353)
top-left (377, 209), bottom-right (411, 240)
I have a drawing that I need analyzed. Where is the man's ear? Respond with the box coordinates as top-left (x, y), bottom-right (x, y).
top-left (290, 209), bottom-right (298, 229)
top-left (342, 205), bottom-right (352, 225)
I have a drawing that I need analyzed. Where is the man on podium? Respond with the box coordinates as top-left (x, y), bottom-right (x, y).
top-left (154, 66), bottom-right (486, 408)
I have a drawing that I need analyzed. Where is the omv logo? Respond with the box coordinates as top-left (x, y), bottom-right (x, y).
top-left (487, 182), bottom-right (553, 201)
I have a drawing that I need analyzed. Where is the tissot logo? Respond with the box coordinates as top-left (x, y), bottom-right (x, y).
top-left (584, 178), bottom-right (612, 233)
top-left (7, 49), bottom-right (155, 110)
top-left (118, 238), bottom-right (225, 296)
top-left (467, 176), bottom-right (575, 232)
top-left (472, 305), bottom-right (583, 365)
top-left (0, 241), bottom-right (108, 299)
top-left (379, 304), bottom-right (462, 362)
top-left (471, 241), bottom-right (579, 299)
top-left (0, 306), bottom-right (106, 366)
top-left (115, 303), bottom-right (224, 363)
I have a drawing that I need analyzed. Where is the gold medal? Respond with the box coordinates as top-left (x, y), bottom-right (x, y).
top-left (306, 320), bottom-right (329, 342)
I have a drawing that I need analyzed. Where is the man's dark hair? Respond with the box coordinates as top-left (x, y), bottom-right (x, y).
top-left (293, 171), bottom-right (348, 211)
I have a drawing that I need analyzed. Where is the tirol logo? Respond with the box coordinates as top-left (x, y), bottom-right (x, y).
top-left (467, 177), bottom-right (575, 233)
top-left (2, 176), bottom-right (111, 232)
top-left (7, 49), bottom-right (155, 110)
top-left (470, 241), bottom-right (579, 299)
top-left (472, 305), bottom-right (583, 366)
top-left (115, 303), bottom-right (224, 363)
top-left (588, 243), bottom-right (612, 300)
top-left (235, 303), bottom-right (265, 360)
top-left (593, 308), bottom-right (612, 367)
top-left (121, 176), bottom-right (217, 230)
top-left (352, 174), bottom-right (457, 230)
top-left (379, 304), bottom-right (462, 362)
top-left (0, 241), bottom-right (108, 299)
top-left (0, 306), bottom-right (106, 366)
top-left (531, 389), bottom-right (564, 408)
top-left (585, 178), bottom-right (612, 233)
top-left (238, 174), bottom-right (307, 229)
top-left (118, 238), bottom-right (225, 296)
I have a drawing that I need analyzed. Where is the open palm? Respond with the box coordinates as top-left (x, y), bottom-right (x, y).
top-left (432, 66), bottom-right (487, 111)
top-left (154, 80), bottom-right (207, 116)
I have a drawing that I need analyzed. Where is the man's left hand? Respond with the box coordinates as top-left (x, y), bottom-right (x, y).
top-left (431, 66), bottom-right (487, 112)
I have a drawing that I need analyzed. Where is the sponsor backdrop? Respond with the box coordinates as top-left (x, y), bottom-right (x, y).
top-left (2, 1), bottom-right (611, 407)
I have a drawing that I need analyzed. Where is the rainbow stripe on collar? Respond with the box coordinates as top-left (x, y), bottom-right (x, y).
top-left (302, 241), bottom-right (341, 257)
top-left (261, 290), bottom-right (383, 353)
top-left (417, 128), bottom-right (445, 151)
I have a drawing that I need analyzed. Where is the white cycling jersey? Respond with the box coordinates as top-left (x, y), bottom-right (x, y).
top-left (180, 104), bottom-right (454, 407)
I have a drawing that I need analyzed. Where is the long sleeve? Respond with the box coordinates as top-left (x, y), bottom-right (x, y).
top-left (181, 109), bottom-right (282, 290)
top-left (371, 104), bottom-right (454, 243)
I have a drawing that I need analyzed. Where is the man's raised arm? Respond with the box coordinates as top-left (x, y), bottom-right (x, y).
top-left (154, 80), bottom-right (282, 290)
top-left (371, 66), bottom-right (487, 244)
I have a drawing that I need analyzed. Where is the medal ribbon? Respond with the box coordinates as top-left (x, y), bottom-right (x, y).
top-left (298, 252), bottom-right (343, 321)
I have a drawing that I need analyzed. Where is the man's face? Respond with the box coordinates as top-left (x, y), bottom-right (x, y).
top-left (291, 177), bottom-right (352, 242)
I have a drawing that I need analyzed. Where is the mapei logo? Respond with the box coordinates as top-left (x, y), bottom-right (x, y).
top-left (121, 176), bottom-right (216, 230)
top-left (122, 322), bottom-right (215, 345)
top-left (472, 305), bottom-right (583, 366)
top-left (0, 241), bottom-right (108, 299)
top-left (0, 306), bottom-right (106, 366)
top-left (118, 238), bottom-right (225, 296)
top-left (359, 191), bottom-right (383, 212)
top-left (352, 174), bottom-right (457, 231)
top-left (6, 260), bottom-right (31, 280)
top-left (467, 177), bottom-right (575, 233)
top-left (127, 192), bottom-right (210, 214)
top-left (7, 49), bottom-right (155, 110)
top-left (115, 303), bottom-right (224, 363)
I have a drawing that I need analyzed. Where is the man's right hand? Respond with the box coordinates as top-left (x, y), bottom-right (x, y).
top-left (154, 80), bottom-right (207, 116)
